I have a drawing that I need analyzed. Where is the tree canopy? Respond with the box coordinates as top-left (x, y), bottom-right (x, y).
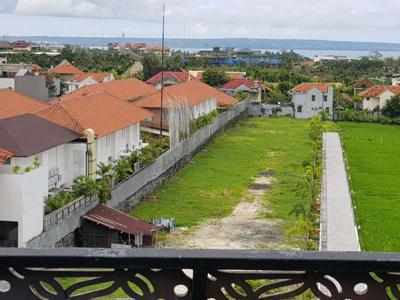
top-left (382, 95), bottom-right (400, 118)
top-left (201, 68), bottom-right (229, 87)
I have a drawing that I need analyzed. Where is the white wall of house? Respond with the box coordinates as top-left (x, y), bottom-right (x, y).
top-left (64, 143), bottom-right (87, 187)
top-left (192, 97), bottom-right (217, 119)
top-left (362, 91), bottom-right (395, 111)
top-left (362, 96), bottom-right (380, 111)
top-left (0, 167), bottom-right (47, 247)
top-left (0, 78), bottom-right (15, 89)
top-left (96, 123), bottom-right (141, 166)
top-left (292, 87), bottom-right (333, 119)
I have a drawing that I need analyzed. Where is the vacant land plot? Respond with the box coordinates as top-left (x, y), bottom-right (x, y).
top-left (339, 122), bottom-right (400, 252)
top-left (131, 117), bottom-right (311, 242)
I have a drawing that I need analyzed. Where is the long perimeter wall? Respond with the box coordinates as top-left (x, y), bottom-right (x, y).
top-left (27, 99), bottom-right (250, 248)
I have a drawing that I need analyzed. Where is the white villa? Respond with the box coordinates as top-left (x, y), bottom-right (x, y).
top-left (360, 85), bottom-right (400, 111)
top-left (290, 83), bottom-right (334, 119)
top-left (0, 114), bottom-right (81, 247)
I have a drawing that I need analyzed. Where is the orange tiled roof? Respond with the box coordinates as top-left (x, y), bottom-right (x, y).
top-left (60, 78), bottom-right (157, 103)
top-left (359, 85), bottom-right (400, 97)
top-left (36, 92), bottom-right (153, 138)
top-left (0, 149), bottom-right (13, 165)
top-left (134, 79), bottom-right (219, 109)
top-left (291, 83), bottom-right (332, 94)
top-left (146, 71), bottom-right (194, 85)
top-left (50, 60), bottom-right (83, 75)
top-left (0, 89), bottom-right (46, 120)
top-left (73, 72), bottom-right (111, 83)
top-left (221, 79), bottom-right (266, 91)
top-left (217, 92), bottom-right (238, 106)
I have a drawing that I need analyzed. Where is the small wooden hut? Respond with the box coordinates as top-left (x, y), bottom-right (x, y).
top-left (81, 204), bottom-right (162, 248)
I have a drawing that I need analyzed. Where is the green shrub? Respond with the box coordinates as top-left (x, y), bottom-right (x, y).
top-left (194, 110), bottom-right (219, 129)
top-left (72, 176), bottom-right (99, 198)
top-left (44, 192), bottom-right (74, 214)
top-left (98, 178), bottom-right (112, 204)
top-left (113, 158), bottom-right (133, 184)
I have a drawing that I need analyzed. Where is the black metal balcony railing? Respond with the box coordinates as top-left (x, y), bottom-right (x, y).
top-left (0, 248), bottom-right (399, 300)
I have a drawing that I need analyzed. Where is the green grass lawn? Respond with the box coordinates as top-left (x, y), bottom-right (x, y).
top-left (339, 122), bottom-right (400, 252)
top-left (131, 117), bottom-right (312, 231)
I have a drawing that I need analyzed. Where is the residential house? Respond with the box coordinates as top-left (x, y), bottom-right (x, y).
top-left (0, 63), bottom-right (44, 89)
top-left (290, 83), bottom-right (334, 119)
top-left (146, 71), bottom-right (195, 88)
top-left (134, 80), bottom-right (218, 135)
top-left (146, 72), bottom-right (237, 107)
top-left (49, 60), bottom-right (84, 82)
top-left (65, 72), bottom-right (114, 93)
top-left (60, 78), bottom-right (157, 104)
top-left (0, 114), bottom-right (81, 247)
top-left (36, 91), bottom-right (153, 185)
top-left (392, 74), bottom-right (400, 86)
top-left (353, 78), bottom-right (375, 95)
top-left (360, 85), bottom-right (400, 111)
top-left (0, 89), bottom-right (46, 120)
top-left (220, 79), bottom-right (267, 103)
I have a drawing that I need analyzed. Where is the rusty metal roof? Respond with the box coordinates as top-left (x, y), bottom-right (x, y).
top-left (83, 204), bottom-right (162, 235)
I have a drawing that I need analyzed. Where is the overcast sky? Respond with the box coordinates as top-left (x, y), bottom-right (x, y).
top-left (0, 0), bottom-right (400, 43)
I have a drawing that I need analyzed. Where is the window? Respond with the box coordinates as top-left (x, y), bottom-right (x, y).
top-left (326, 108), bottom-right (330, 113)
top-left (312, 95), bottom-right (316, 102)
top-left (366, 97), bottom-right (370, 101)
top-left (297, 105), bottom-right (303, 113)
top-left (323, 95), bottom-right (328, 102)
top-left (106, 136), bottom-right (111, 148)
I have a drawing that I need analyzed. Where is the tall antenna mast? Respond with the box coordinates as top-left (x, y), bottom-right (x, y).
top-left (160, 3), bottom-right (166, 137)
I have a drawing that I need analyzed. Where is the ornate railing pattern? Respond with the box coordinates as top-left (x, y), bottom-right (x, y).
top-left (0, 249), bottom-right (399, 299)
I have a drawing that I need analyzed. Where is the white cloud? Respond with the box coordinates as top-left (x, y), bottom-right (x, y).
top-left (1, 0), bottom-right (400, 42)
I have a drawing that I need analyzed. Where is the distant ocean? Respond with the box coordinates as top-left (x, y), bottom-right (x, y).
top-left (7, 36), bottom-right (400, 58)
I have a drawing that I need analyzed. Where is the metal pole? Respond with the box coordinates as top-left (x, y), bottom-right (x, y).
top-left (160, 3), bottom-right (166, 137)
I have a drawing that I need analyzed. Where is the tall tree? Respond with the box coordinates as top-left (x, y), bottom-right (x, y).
top-left (202, 68), bottom-right (229, 87)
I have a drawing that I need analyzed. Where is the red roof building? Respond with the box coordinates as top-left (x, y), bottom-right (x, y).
top-left (50, 60), bottom-right (83, 76)
top-left (0, 149), bottom-right (13, 166)
top-left (36, 92), bottom-right (153, 138)
top-left (146, 71), bottom-right (195, 87)
top-left (0, 89), bottom-right (46, 120)
top-left (290, 83), bottom-right (333, 94)
top-left (220, 79), bottom-right (267, 91)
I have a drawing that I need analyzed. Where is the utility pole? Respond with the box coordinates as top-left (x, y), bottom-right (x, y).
top-left (160, 3), bottom-right (166, 137)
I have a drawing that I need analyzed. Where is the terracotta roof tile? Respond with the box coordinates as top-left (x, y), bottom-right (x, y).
top-left (221, 79), bottom-right (266, 91)
top-left (134, 79), bottom-right (218, 109)
top-left (217, 92), bottom-right (238, 106)
top-left (0, 149), bottom-right (13, 165)
top-left (50, 60), bottom-right (83, 75)
top-left (73, 72), bottom-right (112, 83)
top-left (359, 85), bottom-right (400, 97)
top-left (60, 78), bottom-right (157, 103)
top-left (0, 89), bottom-right (46, 120)
top-left (36, 92), bottom-right (153, 138)
top-left (291, 83), bottom-right (332, 94)
top-left (146, 71), bottom-right (194, 85)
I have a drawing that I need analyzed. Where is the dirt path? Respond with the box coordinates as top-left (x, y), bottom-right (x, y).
top-left (165, 172), bottom-right (288, 250)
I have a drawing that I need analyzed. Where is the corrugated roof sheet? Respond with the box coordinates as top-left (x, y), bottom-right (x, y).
top-left (83, 204), bottom-right (162, 235)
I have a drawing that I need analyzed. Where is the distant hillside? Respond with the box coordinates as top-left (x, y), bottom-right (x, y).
top-left (4, 36), bottom-right (400, 51)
